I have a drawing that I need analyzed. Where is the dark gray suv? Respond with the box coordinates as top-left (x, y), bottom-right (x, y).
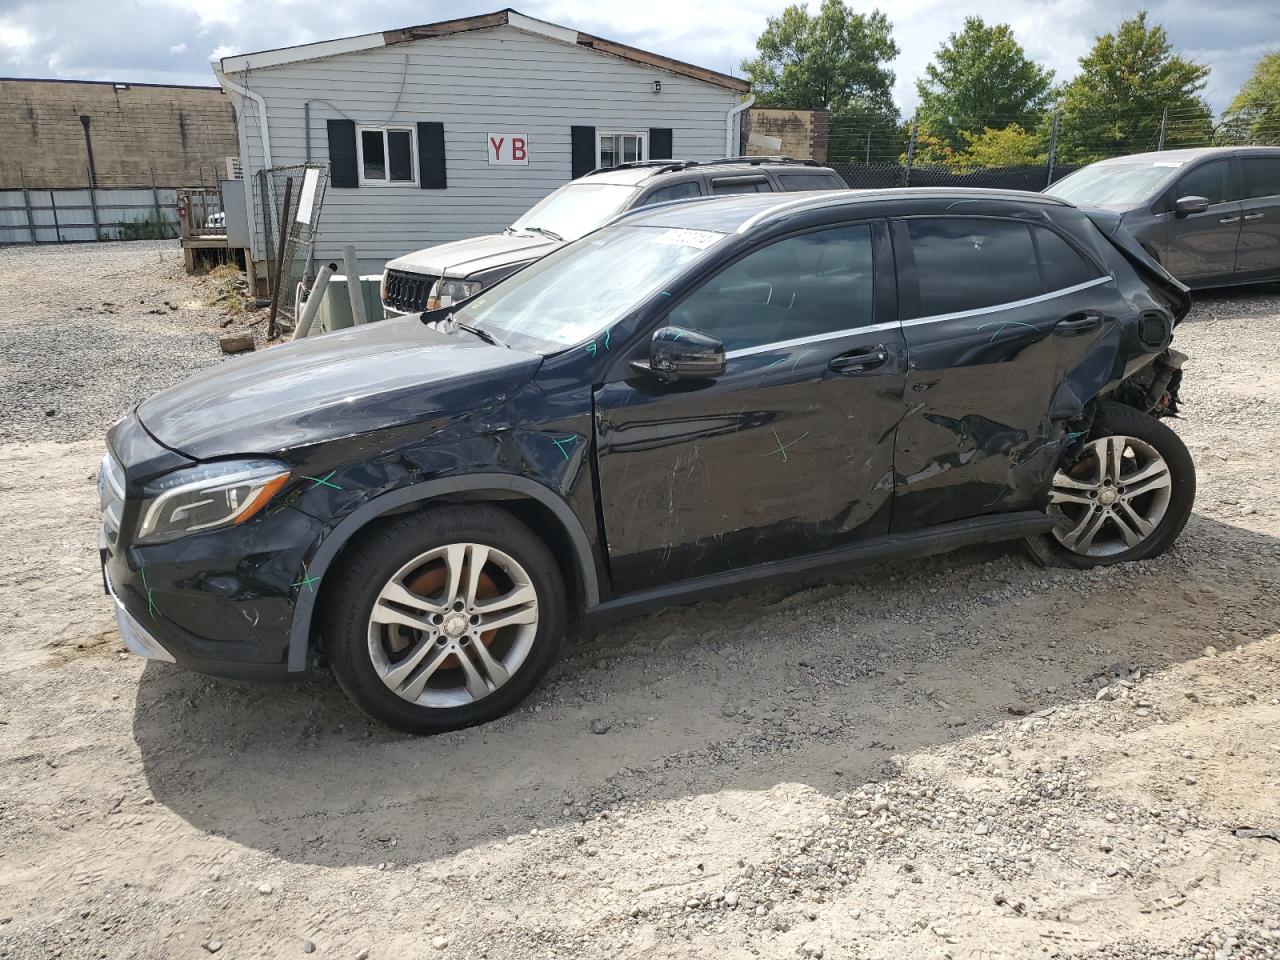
top-left (381, 157), bottom-right (847, 316)
top-left (1048, 147), bottom-right (1280, 289)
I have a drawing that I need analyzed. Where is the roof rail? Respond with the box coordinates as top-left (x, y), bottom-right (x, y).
top-left (697, 155), bottom-right (822, 168)
top-left (585, 156), bottom-right (825, 178)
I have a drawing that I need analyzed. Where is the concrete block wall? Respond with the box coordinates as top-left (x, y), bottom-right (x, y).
top-left (744, 108), bottom-right (830, 163)
top-left (0, 78), bottom-right (239, 189)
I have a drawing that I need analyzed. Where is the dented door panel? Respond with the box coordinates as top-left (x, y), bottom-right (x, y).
top-left (594, 330), bottom-right (907, 591)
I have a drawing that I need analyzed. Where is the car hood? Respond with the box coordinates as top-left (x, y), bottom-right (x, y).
top-left (137, 317), bottom-right (543, 459)
top-left (384, 231), bottom-right (560, 279)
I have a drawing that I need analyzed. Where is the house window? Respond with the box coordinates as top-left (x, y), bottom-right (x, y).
top-left (597, 131), bottom-right (647, 170)
top-left (358, 125), bottom-right (417, 185)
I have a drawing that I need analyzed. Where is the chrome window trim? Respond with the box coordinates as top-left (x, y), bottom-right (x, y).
top-left (725, 321), bottom-right (901, 359)
top-left (900, 276), bottom-right (1112, 328)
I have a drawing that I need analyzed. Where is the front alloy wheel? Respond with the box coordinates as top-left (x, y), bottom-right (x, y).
top-left (325, 505), bottom-right (566, 733)
top-left (368, 543), bottom-right (539, 707)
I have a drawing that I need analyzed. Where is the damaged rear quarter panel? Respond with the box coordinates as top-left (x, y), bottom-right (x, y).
top-left (890, 208), bottom-right (1172, 531)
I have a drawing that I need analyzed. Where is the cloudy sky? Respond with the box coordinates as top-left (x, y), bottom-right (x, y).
top-left (0, 0), bottom-right (1275, 113)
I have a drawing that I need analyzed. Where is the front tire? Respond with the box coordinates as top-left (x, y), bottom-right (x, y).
top-left (323, 505), bottom-right (566, 734)
top-left (1027, 402), bottom-right (1195, 568)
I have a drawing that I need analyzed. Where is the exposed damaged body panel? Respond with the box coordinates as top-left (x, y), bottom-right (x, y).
top-left (100, 187), bottom-right (1192, 687)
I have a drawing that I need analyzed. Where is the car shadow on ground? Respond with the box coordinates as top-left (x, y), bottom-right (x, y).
top-left (133, 511), bottom-right (1280, 868)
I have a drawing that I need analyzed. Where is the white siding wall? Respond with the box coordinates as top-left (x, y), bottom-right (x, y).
top-left (227, 25), bottom-right (743, 274)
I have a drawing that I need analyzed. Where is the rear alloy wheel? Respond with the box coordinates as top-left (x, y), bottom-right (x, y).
top-left (325, 505), bottom-right (566, 733)
top-left (1028, 402), bottom-right (1195, 568)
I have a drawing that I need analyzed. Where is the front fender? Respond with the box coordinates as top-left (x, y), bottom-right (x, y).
top-left (285, 473), bottom-right (600, 671)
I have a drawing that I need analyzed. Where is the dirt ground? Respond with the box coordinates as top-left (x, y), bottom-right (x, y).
top-left (0, 241), bottom-right (1278, 960)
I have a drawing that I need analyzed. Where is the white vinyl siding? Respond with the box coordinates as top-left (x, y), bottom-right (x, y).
top-left (224, 24), bottom-right (742, 273)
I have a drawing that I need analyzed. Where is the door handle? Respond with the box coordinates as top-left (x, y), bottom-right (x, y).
top-left (828, 345), bottom-right (888, 375)
top-left (1055, 310), bottom-right (1105, 336)
top-left (1244, 213), bottom-right (1265, 221)
top-left (1220, 216), bottom-right (1240, 223)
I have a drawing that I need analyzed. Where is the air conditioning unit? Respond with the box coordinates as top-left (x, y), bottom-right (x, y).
top-left (224, 156), bottom-right (243, 180)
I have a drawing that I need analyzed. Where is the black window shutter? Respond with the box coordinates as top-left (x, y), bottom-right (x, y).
top-left (327, 119), bottom-right (358, 188)
top-left (649, 128), bottom-right (673, 160)
top-left (418, 122), bottom-right (446, 189)
top-left (571, 126), bottom-right (596, 178)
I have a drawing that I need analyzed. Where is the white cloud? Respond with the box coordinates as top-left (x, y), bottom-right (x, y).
top-left (0, 18), bottom-right (36, 51)
top-left (0, 0), bottom-right (1267, 112)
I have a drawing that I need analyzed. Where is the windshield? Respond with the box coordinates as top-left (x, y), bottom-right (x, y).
top-left (452, 224), bottom-right (725, 353)
top-left (1048, 161), bottom-right (1181, 210)
top-left (509, 183), bottom-right (640, 241)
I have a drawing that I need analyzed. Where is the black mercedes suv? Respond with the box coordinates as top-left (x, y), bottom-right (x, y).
top-left (102, 188), bottom-right (1195, 733)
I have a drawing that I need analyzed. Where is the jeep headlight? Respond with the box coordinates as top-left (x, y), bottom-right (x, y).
top-left (136, 460), bottom-right (291, 544)
top-left (426, 278), bottom-right (480, 310)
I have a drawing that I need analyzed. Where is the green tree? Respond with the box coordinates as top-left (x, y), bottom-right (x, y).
top-left (915, 17), bottom-right (1056, 148)
top-left (958, 124), bottom-right (1046, 170)
top-left (742, 0), bottom-right (901, 161)
top-left (1056, 12), bottom-right (1213, 162)
top-left (1222, 51), bottom-right (1280, 144)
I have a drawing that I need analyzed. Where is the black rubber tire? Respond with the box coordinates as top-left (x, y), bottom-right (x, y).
top-left (322, 504), bottom-right (566, 734)
top-left (1026, 401), bottom-right (1196, 569)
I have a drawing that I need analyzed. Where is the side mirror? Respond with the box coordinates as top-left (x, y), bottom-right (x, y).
top-left (1174, 195), bottom-right (1209, 217)
top-left (633, 326), bottom-right (725, 381)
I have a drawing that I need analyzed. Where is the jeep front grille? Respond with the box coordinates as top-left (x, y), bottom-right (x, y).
top-left (384, 270), bottom-right (436, 313)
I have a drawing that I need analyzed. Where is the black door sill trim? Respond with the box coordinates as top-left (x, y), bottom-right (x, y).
top-left (584, 511), bottom-right (1055, 624)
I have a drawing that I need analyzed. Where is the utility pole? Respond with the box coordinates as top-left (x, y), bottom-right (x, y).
top-left (1045, 111), bottom-right (1061, 188)
top-left (1157, 107), bottom-right (1169, 150)
top-left (904, 116), bottom-right (918, 186)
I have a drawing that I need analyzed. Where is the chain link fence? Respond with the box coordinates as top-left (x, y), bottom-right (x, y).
top-left (257, 162), bottom-right (329, 334)
top-left (831, 161), bottom-right (1087, 191)
top-left (816, 102), bottom-right (1280, 192)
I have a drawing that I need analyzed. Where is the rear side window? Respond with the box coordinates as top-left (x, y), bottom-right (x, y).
top-left (668, 224), bottom-right (874, 351)
top-left (712, 177), bottom-right (774, 195)
top-left (1173, 159), bottom-right (1232, 205)
top-left (778, 173), bottom-right (845, 190)
top-left (1034, 227), bottom-right (1104, 291)
top-left (639, 181), bottom-right (702, 206)
top-left (1240, 157), bottom-right (1280, 200)
top-left (904, 219), bottom-right (1040, 319)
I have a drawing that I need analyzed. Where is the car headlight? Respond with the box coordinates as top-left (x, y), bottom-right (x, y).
top-left (426, 278), bottom-right (480, 310)
top-left (135, 460), bottom-right (291, 544)
top-left (380, 271), bottom-right (389, 305)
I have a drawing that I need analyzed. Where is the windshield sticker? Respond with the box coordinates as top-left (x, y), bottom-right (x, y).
top-left (656, 229), bottom-right (723, 250)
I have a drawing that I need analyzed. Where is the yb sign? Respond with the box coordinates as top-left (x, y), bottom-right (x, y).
top-left (487, 133), bottom-right (529, 166)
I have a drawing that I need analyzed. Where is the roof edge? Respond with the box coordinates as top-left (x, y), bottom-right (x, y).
top-left (218, 8), bottom-right (748, 93)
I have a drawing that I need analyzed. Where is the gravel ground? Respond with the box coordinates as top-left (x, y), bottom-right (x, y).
top-left (0, 241), bottom-right (1277, 960)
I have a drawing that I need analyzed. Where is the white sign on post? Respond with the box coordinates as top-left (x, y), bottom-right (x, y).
top-left (487, 133), bottom-right (529, 166)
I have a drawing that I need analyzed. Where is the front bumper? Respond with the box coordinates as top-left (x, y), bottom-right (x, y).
top-left (107, 564), bottom-right (175, 663)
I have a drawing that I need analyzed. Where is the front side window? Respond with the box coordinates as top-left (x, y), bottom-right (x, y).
top-left (1173, 159), bottom-right (1232, 206)
top-left (905, 218), bottom-right (1040, 319)
top-left (711, 177), bottom-right (774, 195)
top-left (453, 224), bottom-right (724, 353)
top-left (667, 224), bottom-right (875, 352)
top-left (640, 181), bottom-right (702, 206)
top-left (358, 126), bottom-right (416, 184)
top-left (598, 131), bottom-right (647, 169)
top-left (1240, 157), bottom-right (1280, 200)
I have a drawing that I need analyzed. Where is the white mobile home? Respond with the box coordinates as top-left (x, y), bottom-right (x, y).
top-left (214, 9), bottom-right (751, 278)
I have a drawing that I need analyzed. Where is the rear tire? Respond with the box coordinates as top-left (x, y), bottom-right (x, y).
top-left (1026, 401), bottom-right (1195, 569)
top-left (322, 504), bottom-right (566, 734)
